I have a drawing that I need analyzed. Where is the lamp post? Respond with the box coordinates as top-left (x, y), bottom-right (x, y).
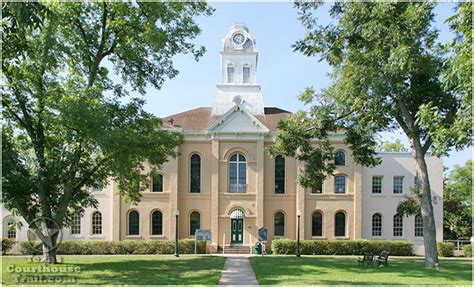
top-left (174, 210), bottom-right (180, 257)
top-left (296, 209), bottom-right (301, 257)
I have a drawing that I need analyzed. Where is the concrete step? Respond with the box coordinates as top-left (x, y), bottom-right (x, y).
top-left (218, 245), bottom-right (252, 254)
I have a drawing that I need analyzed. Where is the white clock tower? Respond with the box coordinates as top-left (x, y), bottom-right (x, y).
top-left (211, 23), bottom-right (264, 116)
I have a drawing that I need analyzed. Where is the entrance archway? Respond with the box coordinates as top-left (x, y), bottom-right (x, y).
top-left (230, 209), bottom-right (244, 244)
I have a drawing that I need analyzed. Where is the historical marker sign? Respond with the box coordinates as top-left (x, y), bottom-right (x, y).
top-left (195, 229), bottom-right (212, 241)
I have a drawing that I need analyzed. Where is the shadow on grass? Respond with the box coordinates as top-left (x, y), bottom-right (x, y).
top-left (249, 256), bottom-right (472, 285)
top-left (73, 257), bottom-right (224, 285)
top-left (3, 256), bottom-right (226, 285)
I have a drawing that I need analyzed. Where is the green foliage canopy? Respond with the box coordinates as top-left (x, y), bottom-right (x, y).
top-left (2, 2), bottom-right (212, 238)
top-left (443, 160), bottom-right (472, 240)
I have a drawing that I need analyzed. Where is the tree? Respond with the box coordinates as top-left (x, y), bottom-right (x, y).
top-left (377, 138), bottom-right (408, 152)
top-left (443, 160), bottom-right (472, 240)
top-left (270, 3), bottom-right (470, 268)
top-left (2, 2), bottom-right (213, 263)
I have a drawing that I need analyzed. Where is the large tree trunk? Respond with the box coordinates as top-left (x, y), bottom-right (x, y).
top-left (42, 239), bottom-right (57, 264)
top-left (412, 147), bottom-right (439, 268)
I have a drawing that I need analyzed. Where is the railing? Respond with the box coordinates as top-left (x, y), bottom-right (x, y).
top-left (443, 240), bottom-right (471, 251)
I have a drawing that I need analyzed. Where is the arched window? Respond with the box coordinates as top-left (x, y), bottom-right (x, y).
top-left (128, 210), bottom-right (139, 235)
top-left (415, 214), bottom-right (423, 237)
top-left (229, 153), bottom-right (246, 193)
top-left (335, 151), bottom-right (346, 166)
top-left (152, 174), bottom-right (163, 192)
top-left (6, 218), bottom-right (16, 239)
top-left (190, 211), bottom-right (200, 236)
top-left (243, 66), bottom-right (250, 83)
top-left (372, 213), bottom-right (382, 236)
top-left (335, 175), bottom-right (346, 193)
top-left (151, 210), bottom-right (163, 235)
top-left (274, 155), bottom-right (285, 194)
top-left (227, 65), bottom-right (235, 83)
top-left (190, 154), bottom-right (201, 193)
top-left (335, 212), bottom-right (346, 237)
top-left (71, 214), bottom-right (81, 235)
top-left (312, 211), bottom-right (323, 237)
top-left (92, 211), bottom-right (102, 235)
top-left (274, 212), bottom-right (285, 236)
top-left (393, 214), bottom-right (403, 237)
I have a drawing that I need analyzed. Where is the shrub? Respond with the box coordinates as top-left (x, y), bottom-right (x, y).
top-left (271, 238), bottom-right (296, 255)
top-left (462, 245), bottom-right (472, 257)
top-left (2, 238), bottom-right (15, 255)
top-left (20, 239), bottom-right (208, 255)
top-left (437, 242), bottom-right (454, 257)
top-left (272, 239), bottom-right (413, 256)
top-left (20, 241), bottom-right (42, 255)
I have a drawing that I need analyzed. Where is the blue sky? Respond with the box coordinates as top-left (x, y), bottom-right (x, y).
top-left (133, 2), bottom-right (470, 171)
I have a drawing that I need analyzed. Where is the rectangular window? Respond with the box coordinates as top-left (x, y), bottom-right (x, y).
top-left (415, 215), bottom-right (423, 237)
top-left (393, 176), bottom-right (404, 194)
top-left (152, 175), bottom-right (163, 192)
top-left (227, 66), bottom-right (234, 83)
top-left (71, 214), bottom-right (81, 235)
top-left (372, 176), bottom-right (383, 194)
top-left (312, 179), bottom-right (323, 194)
top-left (335, 176), bottom-right (346, 193)
top-left (393, 215), bottom-right (403, 237)
top-left (243, 67), bottom-right (250, 83)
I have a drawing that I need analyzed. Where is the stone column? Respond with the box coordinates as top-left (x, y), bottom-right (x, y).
top-left (353, 164), bottom-right (363, 239)
top-left (256, 140), bottom-right (265, 228)
top-left (211, 140), bottom-right (220, 247)
top-left (296, 160), bottom-right (305, 239)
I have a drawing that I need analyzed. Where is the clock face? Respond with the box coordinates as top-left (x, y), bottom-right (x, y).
top-left (232, 33), bottom-right (245, 45)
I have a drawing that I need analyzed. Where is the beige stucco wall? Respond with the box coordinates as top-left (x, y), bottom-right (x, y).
top-left (2, 140), bottom-right (444, 256)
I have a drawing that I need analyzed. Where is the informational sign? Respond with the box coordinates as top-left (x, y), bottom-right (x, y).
top-left (258, 227), bottom-right (267, 242)
top-left (195, 229), bottom-right (212, 255)
top-left (195, 229), bottom-right (212, 241)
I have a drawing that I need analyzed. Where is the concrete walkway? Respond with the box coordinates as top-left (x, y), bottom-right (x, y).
top-left (218, 256), bottom-right (259, 286)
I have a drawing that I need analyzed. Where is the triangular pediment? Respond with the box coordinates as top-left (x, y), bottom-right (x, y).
top-left (208, 104), bottom-right (269, 133)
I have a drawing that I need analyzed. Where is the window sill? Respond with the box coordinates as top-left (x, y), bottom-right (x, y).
top-left (149, 235), bottom-right (165, 239)
top-left (273, 235), bottom-right (286, 239)
top-left (126, 235), bottom-right (142, 239)
top-left (311, 236), bottom-right (326, 239)
top-left (88, 235), bottom-right (105, 239)
top-left (370, 194), bottom-right (386, 197)
top-left (392, 193), bottom-right (404, 197)
top-left (334, 236), bottom-right (349, 240)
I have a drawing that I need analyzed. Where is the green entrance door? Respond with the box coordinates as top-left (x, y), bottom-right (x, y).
top-left (231, 219), bottom-right (243, 244)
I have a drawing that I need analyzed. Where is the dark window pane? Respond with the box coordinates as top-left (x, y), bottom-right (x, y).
top-left (128, 211), bottom-right (139, 235)
top-left (274, 155), bottom-right (285, 194)
top-left (335, 212), bottom-right (346, 236)
top-left (152, 211), bottom-right (163, 235)
top-left (372, 213), bottom-right (382, 236)
top-left (415, 214), bottom-right (423, 237)
top-left (274, 212), bottom-right (285, 236)
top-left (92, 212), bottom-right (102, 235)
top-left (190, 212), bottom-right (200, 236)
top-left (190, 154), bottom-right (201, 193)
top-left (335, 151), bottom-right (346, 165)
top-left (393, 214), bottom-right (403, 237)
top-left (312, 212), bottom-right (323, 236)
top-left (335, 176), bottom-right (346, 193)
top-left (152, 175), bottom-right (163, 192)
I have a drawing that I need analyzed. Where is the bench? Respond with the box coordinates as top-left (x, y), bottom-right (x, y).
top-left (376, 250), bottom-right (390, 267)
top-left (357, 254), bottom-right (374, 267)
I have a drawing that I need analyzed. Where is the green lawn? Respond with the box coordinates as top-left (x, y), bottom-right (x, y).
top-left (2, 255), bottom-right (226, 285)
top-left (249, 256), bottom-right (472, 285)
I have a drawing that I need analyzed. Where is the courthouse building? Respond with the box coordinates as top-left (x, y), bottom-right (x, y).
top-left (2, 24), bottom-right (443, 254)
